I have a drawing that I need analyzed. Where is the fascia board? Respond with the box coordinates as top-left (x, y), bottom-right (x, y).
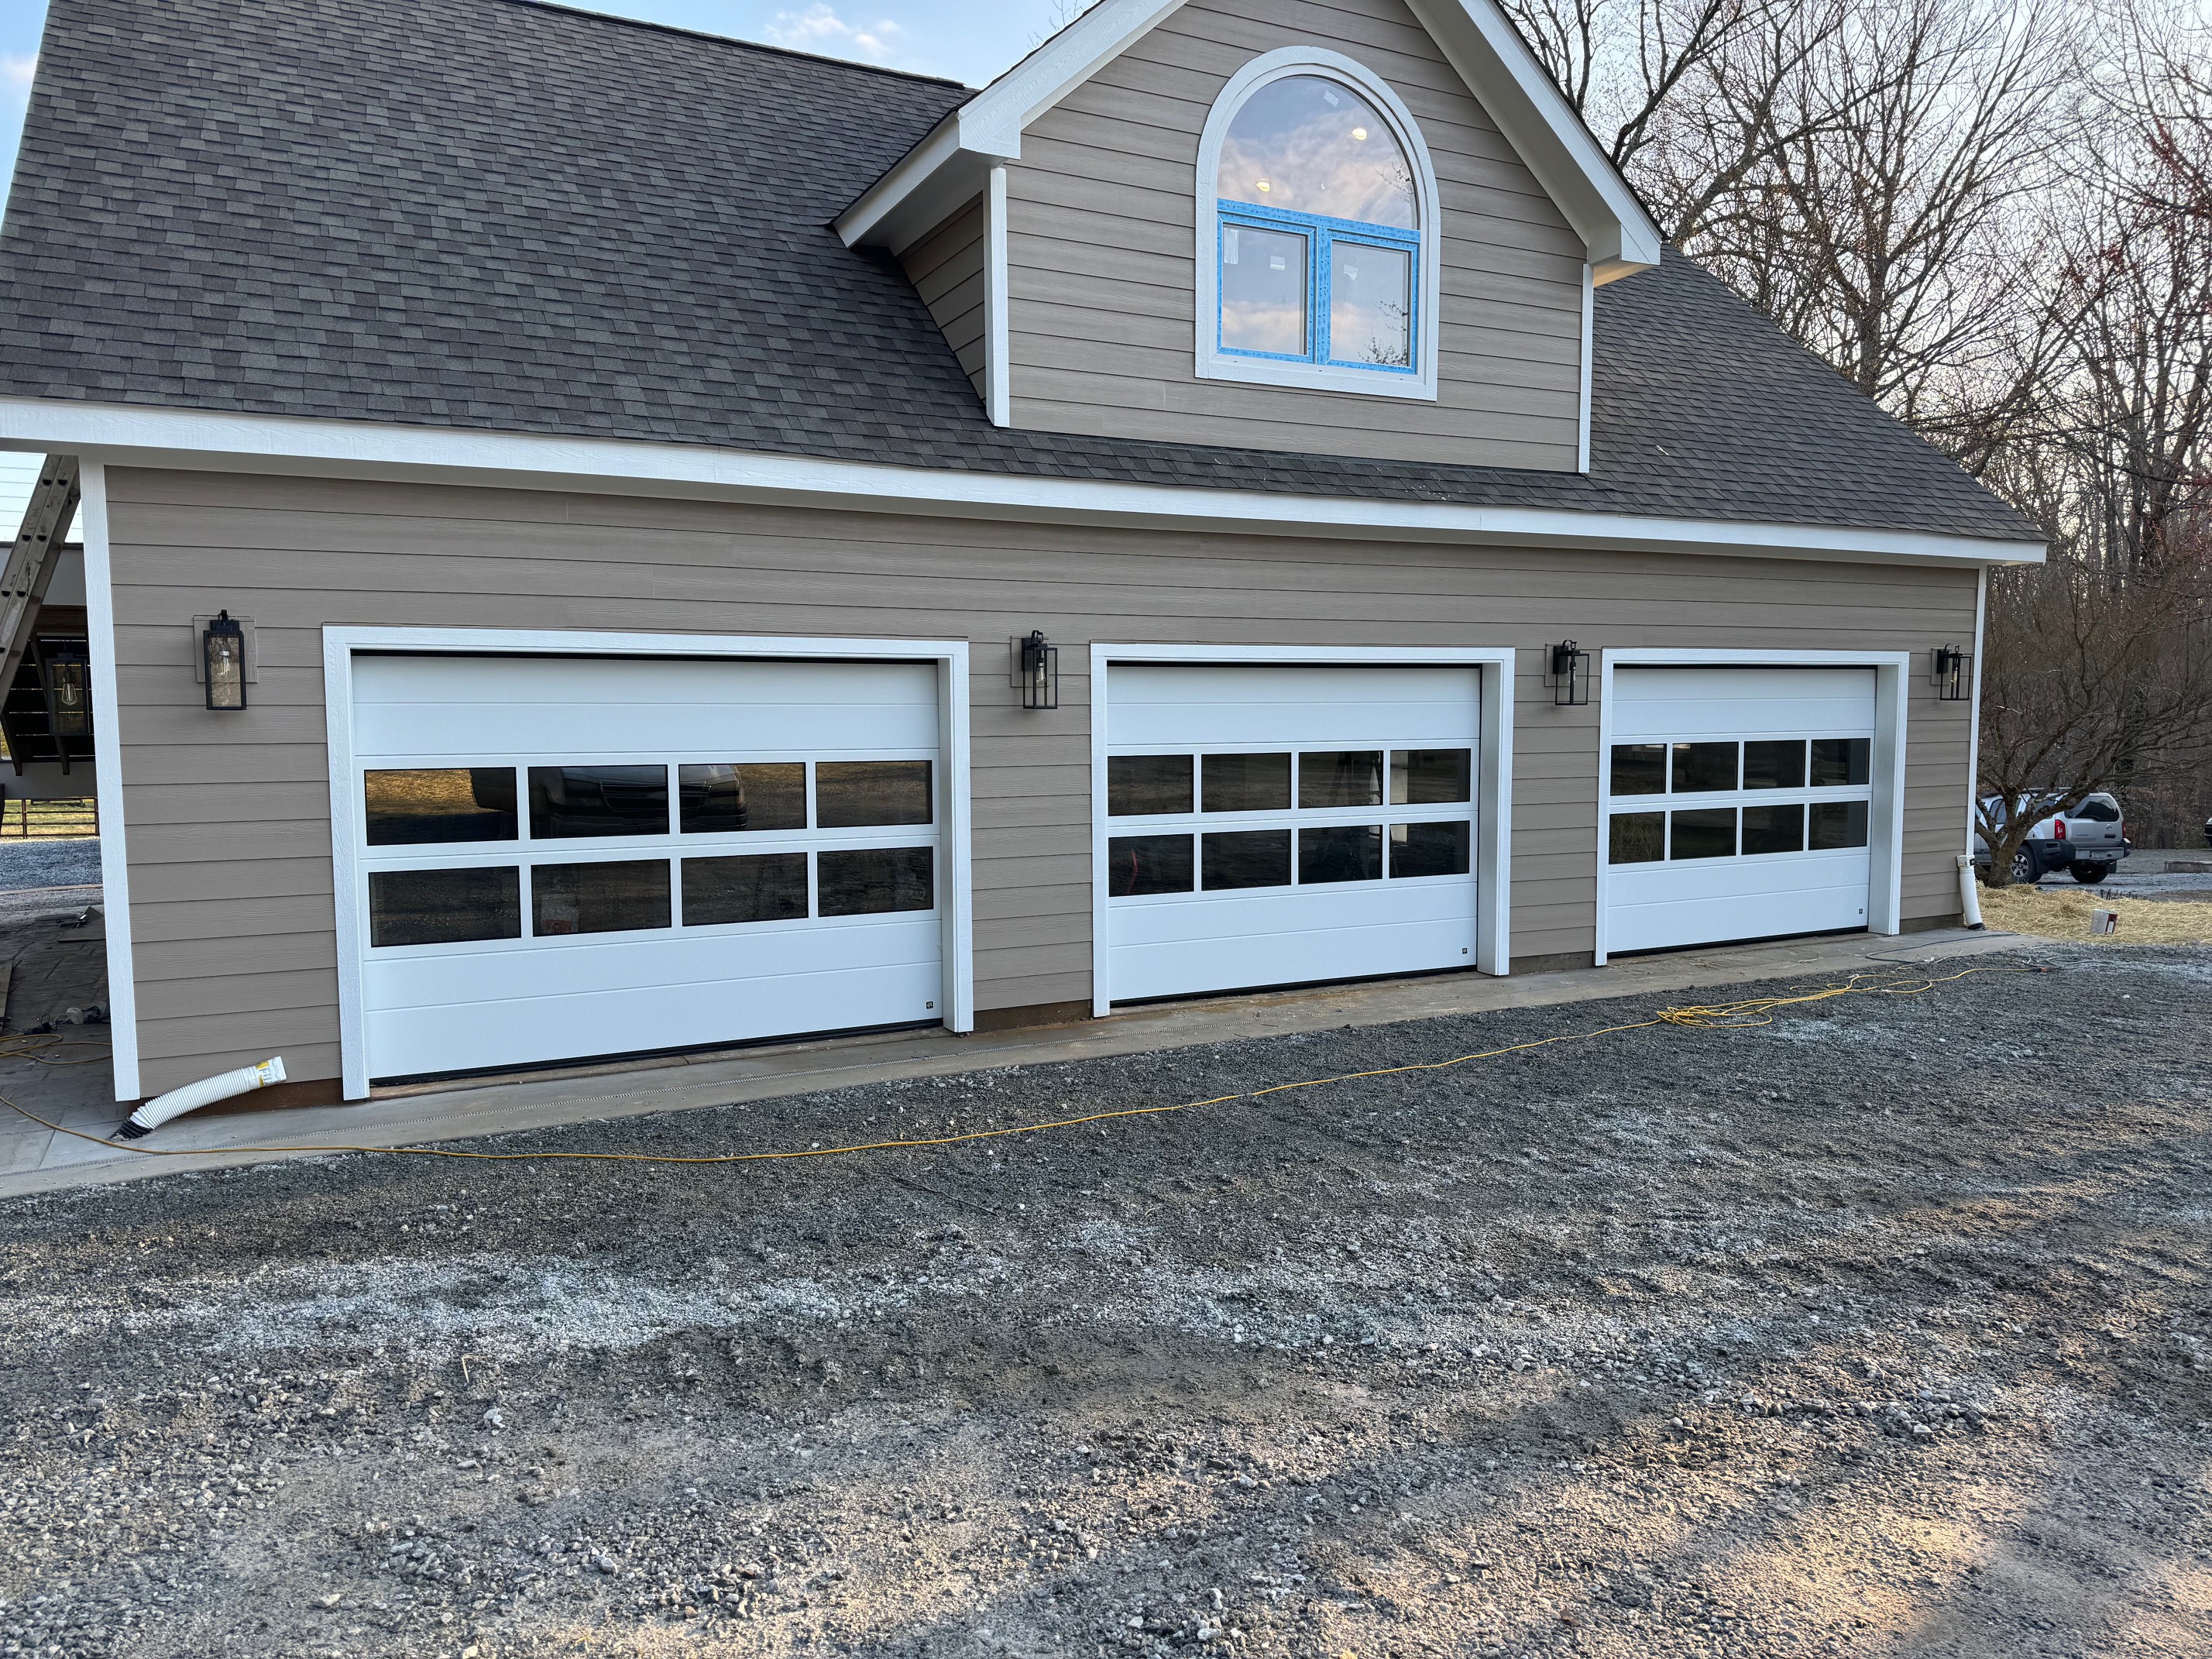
top-left (1403, 0), bottom-right (1662, 271)
top-left (0, 399), bottom-right (2044, 569)
top-left (838, 0), bottom-right (1187, 249)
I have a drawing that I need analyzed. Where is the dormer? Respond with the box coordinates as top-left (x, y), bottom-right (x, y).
top-left (838, 0), bottom-right (1660, 473)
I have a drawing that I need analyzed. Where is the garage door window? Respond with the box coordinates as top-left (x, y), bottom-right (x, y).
top-left (366, 768), bottom-right (520, 845)
top-left (532, 859), bottom-right (672, 936)
top-left (1203, 828), bottom-right (1293, 889)
top-left (1810, 738), bottom-right (1872, 788)
top-left (819, 846), bottom-right (934, 915)
top-left (1388, 819), bottom-right (1468, 878)
top-left (530, 766), bottom-right (671, 839)
top-left (1113, 747), bottom-right (1473, 895)
top-left (681, 852), bottom-right (808, 926)
top-left (678, 763), bottom-right (805, 833)
top-left (1203, 753), bottom-right (1292, 812)
top-left (1108, 756), bottom-right (1196, 816)
top-left (1609, 812), bottom-right (1665, 865)
top-left (1108, 833), bottom-right (1195, 896)
top-left (1810, 800), bottom-right (1870, 849)
top-left (1742, 802), bottom-right (1805, 855)
top-left (369, 866), bottom-right (522, 947)
top-left (1671, 808), bottom-right (1737, 859)
top-left (817, 761), bottom-right (933, 827)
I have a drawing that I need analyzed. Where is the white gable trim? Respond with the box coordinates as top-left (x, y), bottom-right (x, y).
top-left (0, 399), bottom-right (2045, 570)
top-left (1403, 0), bottom-right (1660, 277)
top-left (835, 0), bottom-right (1189, 253)
top-left (835, 0), bottom-right (1660, 276)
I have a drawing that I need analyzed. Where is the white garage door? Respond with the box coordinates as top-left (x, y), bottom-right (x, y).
top-left (351, 654), bottom-right (943, 1080)
top-left (1603, 666), bottom-right (1876, 954)
top-left (1103, 663), bottom-right (1480, 1002)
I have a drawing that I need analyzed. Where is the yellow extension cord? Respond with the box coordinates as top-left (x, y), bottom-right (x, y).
top-left (0, 963), bottom-right (2035, 1170)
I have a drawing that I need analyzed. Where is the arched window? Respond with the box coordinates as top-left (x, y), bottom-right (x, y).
top-left (1195, 49), bottom-right (1440, 400)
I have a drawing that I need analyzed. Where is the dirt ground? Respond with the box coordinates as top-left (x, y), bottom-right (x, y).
top-left (2, 942), bottom-right (2208, 1659)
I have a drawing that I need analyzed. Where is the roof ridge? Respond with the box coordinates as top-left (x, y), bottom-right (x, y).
top-left (503, 0), bottom-right (971, 91)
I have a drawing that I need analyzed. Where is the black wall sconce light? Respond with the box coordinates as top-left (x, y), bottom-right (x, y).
top-left (1011, 629), bottom-right (1060, 710)
top-left (1932, 644), bottom-right (1972, 702)
top-left (203, 610), bottom-right (247, 710)
top-left (41, 644), bottom-right (90, 740)
top-left (1545, 640), bottom-right (1591, 706)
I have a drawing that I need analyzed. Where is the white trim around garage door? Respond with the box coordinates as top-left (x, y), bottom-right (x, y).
top-left (1592, 647), bottom-right (1911, 967)
top-left (323, 627), bottom-right (973, 1101)
top-left (1087, 642), bottom-right (1516, 1016)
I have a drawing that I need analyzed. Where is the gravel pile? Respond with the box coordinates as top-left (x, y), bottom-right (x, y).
top-left (0, 837), bottom-right (99, 893)
top-left (2, 943), bottom-right (2207, 1657)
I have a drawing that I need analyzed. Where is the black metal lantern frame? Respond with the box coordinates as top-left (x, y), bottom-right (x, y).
top-left (1011, 630), bottom-right (1060, 711)
top-left (1932, 644), bottom-right (1972, 702)
top-left (1545, 640), bottom-right (1592, 706)
top-left (204, 610), bottom-right (247, 711)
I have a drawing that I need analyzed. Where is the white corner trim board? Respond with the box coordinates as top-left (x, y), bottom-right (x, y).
top-left (77, 461), bottom-right (142, 1101)
top-left (985, 164), bottom-right (1012, 429)
top-left (1591, 648), bottom-right (1912, 967)
top-left (1192, 47), bottom-right (1444, 403)
top-left (1087, 642), bottom-right (1516, 1018)
top-left (322, 627), bottom-right (974, 1101)
top-left (0, 400), bottom-right (2047, 569)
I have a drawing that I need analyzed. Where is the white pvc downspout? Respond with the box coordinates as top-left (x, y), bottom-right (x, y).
top-left (116, 1057), bottom-right (285, 1139)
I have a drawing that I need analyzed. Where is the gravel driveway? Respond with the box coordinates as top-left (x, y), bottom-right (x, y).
top-left (2, 943), bottom-right (2207, 1659)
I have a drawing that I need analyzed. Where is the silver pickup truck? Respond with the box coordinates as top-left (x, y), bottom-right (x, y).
top-left (1975, 792), bottom-right (2128, 884)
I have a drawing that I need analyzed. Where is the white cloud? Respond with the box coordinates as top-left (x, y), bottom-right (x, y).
top-left (1, 54), bottom-right (35, 93)
top-left (764, 3), bottom-right (909, 66)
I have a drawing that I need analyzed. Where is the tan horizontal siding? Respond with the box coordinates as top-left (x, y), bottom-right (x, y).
top-left (107, 468), bottom-right (1977, 1093)
top-left (1004, 0), bottom-right (1586, 467)
top-left (898, 197), bottom-right (989, 404)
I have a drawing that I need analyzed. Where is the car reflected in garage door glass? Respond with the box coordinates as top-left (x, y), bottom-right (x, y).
top-left (681, 852), bottom-right (809, 926)
top-left (1389, 820), bottom-right (1470, 878)
top-left (1202, 829), bottom-right (1291, 889)
top-left (1670, 807), bottom-right (1738, 859)
top-left (1809, 799), bottom-right (1870, 849)
top-left (816, 761), bottom-right (933, 827)
top-left (1389, 748), bottom-right (1472, 804)
top-left (531, 859), bottom-right (672, 935)
top-left (369, 866), bottom-right (521, 947)
top-left (1608, 812), bottom-right (1665, 864)
top-left (818, 846), bottom-right (934, 915)
top-left (1299, 823), bottom-right (1382, 883)
top-left (365, 768), bottom-right (518, 845)
top-left (528, 766), bottom-right (670, 839)
top-left (678, 763), bottom-right (805, 833)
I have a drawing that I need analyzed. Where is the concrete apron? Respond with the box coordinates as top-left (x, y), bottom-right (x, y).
top-left (0, 927), bottom-right (2028, 1200)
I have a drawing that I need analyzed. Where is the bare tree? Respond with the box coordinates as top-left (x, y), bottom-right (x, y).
top-left (1975, 552), bottom-right (2212, 882)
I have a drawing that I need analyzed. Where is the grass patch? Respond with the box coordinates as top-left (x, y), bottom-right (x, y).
top-left (1980, 882), bottom-right (2212, 944)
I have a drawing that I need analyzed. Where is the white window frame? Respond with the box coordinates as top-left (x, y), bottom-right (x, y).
top-left (323, 627), bottom-right (974, 1101)
top-left (1194, 46), bottom-right (1443, 403)
top-left (1089, 643), bottom-right (1515, 1015)
top-left (1592, 648), bottom-right (1911, 966)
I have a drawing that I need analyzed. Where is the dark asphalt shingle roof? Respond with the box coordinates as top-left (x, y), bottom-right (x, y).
top-left (0, 0), bottom-right (2037, 543)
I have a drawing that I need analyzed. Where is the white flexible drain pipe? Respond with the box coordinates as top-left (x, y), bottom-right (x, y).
top-left (115, 1057), bottom-right (286, 1139)
top-left (1957, 852), bottom-right (1985, 929)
